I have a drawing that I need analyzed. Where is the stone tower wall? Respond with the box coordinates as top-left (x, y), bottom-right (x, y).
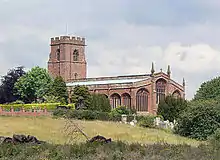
top-left (48, 36), bottom-right (87, 82)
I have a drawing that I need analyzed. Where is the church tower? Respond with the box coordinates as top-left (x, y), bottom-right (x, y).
top-left (48, 36), bottom-right (87, 82)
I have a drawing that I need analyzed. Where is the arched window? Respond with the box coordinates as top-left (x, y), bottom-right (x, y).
top-left (56, 49), bottom-right (60, 61)
top-left (136, 89), bottom-right (148, 112)
top-left (110, 93), bottom-right (121, 109)
top-left (73, 49), bottom-right (79, 61)
top-left (172, 90), bottom-right (181, 99)
top-left (156, 79), bottom-right (166, 104)
top-left (122, 93), bottom-right (131, 108)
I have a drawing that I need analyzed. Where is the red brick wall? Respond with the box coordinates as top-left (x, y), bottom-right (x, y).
top-left (73, 73), bottom-right (185, 115)
top-left (0, 107), bottom-right (51, 116)
top-left (48, 36), bottom-right (87, 82)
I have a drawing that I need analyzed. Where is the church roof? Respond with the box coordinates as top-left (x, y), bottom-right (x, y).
top-left (66, 78), bottom-right (147, 87)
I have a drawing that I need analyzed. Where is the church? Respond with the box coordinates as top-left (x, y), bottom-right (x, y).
top-left (48, 35), bottom-right (185, 114)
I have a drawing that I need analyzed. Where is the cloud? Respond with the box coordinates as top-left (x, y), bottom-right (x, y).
top-left (164, 43), bottom-right (220, 73)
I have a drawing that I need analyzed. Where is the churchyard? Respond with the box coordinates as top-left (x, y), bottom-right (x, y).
top-left (0, 66), bottom-right (220, 159)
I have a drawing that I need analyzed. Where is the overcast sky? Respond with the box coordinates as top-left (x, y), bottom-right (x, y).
top-left (0, 0), bottom-right (220, 99)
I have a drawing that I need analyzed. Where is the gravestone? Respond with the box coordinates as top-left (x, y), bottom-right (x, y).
top-left (121, 114), bottom-right (127, 124)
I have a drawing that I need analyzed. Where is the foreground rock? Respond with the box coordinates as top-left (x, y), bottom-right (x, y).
top-left (0, 134), bottom-right (45, 145)
top-left (88, 135), bottom-right (112, 143)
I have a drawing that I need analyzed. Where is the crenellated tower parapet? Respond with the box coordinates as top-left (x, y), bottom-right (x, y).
top-left (51, 36), bottom-right (86, 46)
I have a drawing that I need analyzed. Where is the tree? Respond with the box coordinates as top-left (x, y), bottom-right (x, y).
top-left (175, 99), bottom-right (220, 140)
top-left (71, 85), bottom-right (91, 109)
top-left (49, 76), bottom-right (68, 104)
top-left (157, 95), bottom-right (187, 122)
top-left (0, 66), bottom-right (26, 104)
top-left (194, 77), bottom-right (220, 101)
top-left (89, 94), bottom-right (111, 112)
top-left (14, 66), bottom-right (52, 103)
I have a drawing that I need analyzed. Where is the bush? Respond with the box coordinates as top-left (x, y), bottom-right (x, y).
top-left (89, 94), bottom-right (111, 112)
top-left (110, 106), bottom-right (136, 116)
top-left (53, 108), bottom-right (69, 117)
top-left (157, 95), bottom-right (187, 122)
top-left (65, 110), bottom-right (109, 121)
top-left (53, 108), bottom-right (154, 125)
top-left (138, 115), bottom-right (156, 128)
top-left (174, 99), bottom-right (220, 140)
top-left (54, 109), bottom-right (122, 122)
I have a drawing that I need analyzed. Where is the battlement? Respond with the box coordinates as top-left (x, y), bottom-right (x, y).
top-left (51, 36), bottom-right (85, 46)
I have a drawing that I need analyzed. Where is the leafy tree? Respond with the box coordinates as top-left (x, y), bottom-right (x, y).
top-left (175, 99), bottom-right (220, 140)
top-left (194, 77), bottom-right (220, 101)
top-left (49, 76), bottom-right (68, 104)
top-left (71, 85), bottom-right (91, 108)
top-left (0, 66), bottom-right (26, 104)
top-left (157, 95), bottom-right (187, 122)
top-left (89, 94), bottom-right (111, 112)
top-left (14, 66), bottom-right (52, 103)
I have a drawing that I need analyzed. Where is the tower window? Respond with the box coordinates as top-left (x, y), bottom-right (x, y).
top-left (73, 49), bottom-right (79, 61)
top-left (56, 49), bottom-right (60, 61)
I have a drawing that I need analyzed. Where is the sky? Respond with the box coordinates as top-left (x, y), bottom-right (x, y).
top-left (0, 0), bottom-right (220, 99)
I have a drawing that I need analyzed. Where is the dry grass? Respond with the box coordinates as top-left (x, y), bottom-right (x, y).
top-left (0, 116), bottom-right (199, 146)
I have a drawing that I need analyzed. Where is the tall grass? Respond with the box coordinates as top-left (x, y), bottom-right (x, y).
top-left (0, 142), bottom-right (216, 160)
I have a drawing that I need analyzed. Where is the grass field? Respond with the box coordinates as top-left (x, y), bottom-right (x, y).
top-left (0, 116), bottom-right (199, 146)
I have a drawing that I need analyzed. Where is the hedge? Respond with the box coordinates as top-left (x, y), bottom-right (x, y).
top-left (53, 109), bottom-right (138, 122)
top-left (53, 109), bottom-right (155, 124)
top-left (0, 103), bottom-right (75, 111)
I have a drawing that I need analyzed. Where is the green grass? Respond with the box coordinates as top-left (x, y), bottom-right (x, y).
top-left (0, 116), bottom-right (199, 146)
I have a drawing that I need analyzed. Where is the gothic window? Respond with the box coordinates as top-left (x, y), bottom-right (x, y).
top-left (110, 93), bottom-right (121, 109)
top-left (73, 49), bottom-right (79, 61)
top-left (56, 49), bottom-right (60, 61)
top-left (172, 90), bottom-right (181, 99)
top-left (122, 93), bottom-right (131, 108)
top-left (136, 89), bottom-right (148, 112)
top-left (156, 79), bottom-right (166, 104)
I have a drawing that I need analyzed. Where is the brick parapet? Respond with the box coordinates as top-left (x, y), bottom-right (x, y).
top-left (51, 36), bottom-right (85, 46)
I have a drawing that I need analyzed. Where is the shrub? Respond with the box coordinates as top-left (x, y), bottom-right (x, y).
top-left (65, 110), bottom-right (108, 120)
top-left (53, 108), bottom-right (68, 117)
top-left (138, 115), bottom-right (156, 128)
top-left (157, 95), bottom-right (187, 122)
top-left (110, 106), bottom-right (136, 116)
top-left (55, 109), bottom-right (122, 122)
top-left (54, 108), bottom-right (152, 124)
top-left (89, 94), bottom-right (111, 112)
top-left (175, 99), bottom-right (220, 140)
top-left (71, 85), bottom-right (91, 109)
